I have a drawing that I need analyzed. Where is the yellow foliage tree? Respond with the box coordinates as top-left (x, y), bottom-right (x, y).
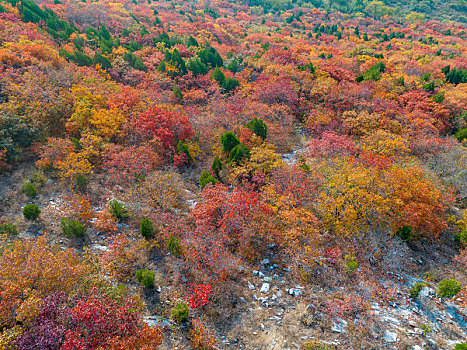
top-left (89, 108), bottom-right (126, 140)
top-left (0, 235), bottom-right (94, 326)
top-left (56, 152), bottom-right (93, 181)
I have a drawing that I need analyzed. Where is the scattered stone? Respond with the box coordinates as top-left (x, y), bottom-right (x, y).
top-left (143, 316), bottom-right (171, 328)
top-left (253, 270), bottom-right (259, 276)
top-left (331, 318), bottom-right (348, 333)
top-left (288, 288), bottom-right (302, 297)
top-left (91, 244), bottom-right (109, 252)
top-left (261, 258), bottom-right (270, 265)
top-left (263, 276), bottom-right (272, 282)
top-left (260, 283), bottom-right (270, 293)
top-left (383, 330), bottom-right (397, 343)
top-left (419, 287), bottom-right (435, 298)
top-left (248, 281), bottom-right (256, 290)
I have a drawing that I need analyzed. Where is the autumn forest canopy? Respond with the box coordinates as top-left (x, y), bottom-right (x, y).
top-left (0, 0), bottom-right (466, 348)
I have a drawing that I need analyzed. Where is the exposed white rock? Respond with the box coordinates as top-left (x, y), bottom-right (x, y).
top-left (383, 330), bottom-right (397, 343)
top-left (260, 283), bottom-right (270, 293)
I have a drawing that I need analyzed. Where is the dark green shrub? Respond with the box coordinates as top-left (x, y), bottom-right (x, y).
top-left (454, 228), bottom-right (467, 245)
top-left (136, 269), bottom-right (155, 287)
top-left (186, 58), bottom-right (207, 76)
top-left (0, 222), bottom-right (18, 236)
top-left (28, 170), bottom-right (47, 187)
top-left (171, 302), bottom-right (189, 323)
top-left (72, 51), bottom-right (92, 66)
top-left (421, 73), bottom-right (431, 82)
top-left (227, 59), bottom-right (238, 73)
top-left (344, 254), bottom-right (358, 273)
top-left (167, 235), bottom-right (182, 257)
top-left (361, 62), bottom-right (385, 81)
top-left (437, 279), bottom-right (461, 298)
top-left (23, 204), bottom-right (40, 221)
top-left (220, 132), bottom-right (240, 153)
top-left (173, 84), bottom-right (183, 100)
top-left (431, 91), bottom-right (445, 103)
top-left (61, 218), bottom-right (86, 238)
top-left (92, 53), bottom-right (112, 69)
top-left (140, 217), bottom-right (155, 239)
top-left (211, 67), bottom-right (225, 85)
top-left (75, 174), bottom-right (88, 192)
top-left (409, 282), bottom-right (428, 298)
top-left (445, 67), bottom-right (467, 85)
top-left (176, 141), bottom-right (192, 163)
top-left (22, 183), bottom-right (38, 198)
top-left (299, 163), bottom-right (311, 172)
top-left (108, 200), bottom-right (129, 222)
top-left (222, 77), bottom-right (240, 93)
top-left (455, 128), bottom-right (467, 142)
top-left (228, 144), bottom-right (250, 164)
top-left (199, 171), bottom-right (218, 189)
top-left (211, 156), bottom-right (222, 178)
top-left (198, 46), bottom-right (223, 68)
top-left (423, 81), bottom-right (435, 92)
top-left (246, 117), bottom-right (267, 139)
top-left (396, 226), bottom-right (412, 241)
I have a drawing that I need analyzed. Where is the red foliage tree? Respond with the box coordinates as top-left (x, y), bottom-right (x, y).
top-left (102, 144), bottom-right (160, 183)
top-left (61, 290), bottom-right (162, 350)
top-left (184, 183), bottom-right (276, 281)
top-left (133, 106), bottom-right (194, 149)
top-left (185, 284), bottom-right (212, 309)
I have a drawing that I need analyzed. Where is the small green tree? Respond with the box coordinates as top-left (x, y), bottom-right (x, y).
top-left (245, 118), bottom-right (267, 139)
top-left (167, 235), bottom-right (182, 257)
top-left (396, 226), bottom-right (412, 241)
top-left (171, 302), bottom-right (189, 323)
top-left (228, 144), bottom-right (250, 164)
top-left (61, 218), bottom-right (86, 238)
top-left (437, 279), bottom-right (461, 298)
top-left (140, 217), bottom-right (155, 239)
top-left (211, 156), bottom-right (222, 177)
top-left (177, 141), bottom-right (192, 163)
top-left (455, 128), bottom-right (467, 142)
top-left (173, 84), bottom-right (183, 101)
top-left (220, 132), bottom-right (240, 153)
top-left (23, 204), bottom-right (41, 220)
top-left (108, 200), bottom-right (129, 222)
top-left (344, 254), bottom-right (358, 273)
top-left (454, 228), bottom-right (467, 245)
top-left (199, 171), bottom-right (218, 189)
top-left (409, 282), bottom-right (428, 298)
top-left (22, 183), bottom-right (38, 198)
top-left (136, 269), bottom-right (155, 287)
top-left (0, 222), bottom-right (18, 236)
top-left (92, 53), bottom-right (112, 69)
top-left (75, 174), bottom-right (88, 192)
top-left (222, 77), bottom-right (240, 93)
top-left (227, 59), bottom-right (238, 73)
top-left (211, 67), bottom-right (225, 85)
